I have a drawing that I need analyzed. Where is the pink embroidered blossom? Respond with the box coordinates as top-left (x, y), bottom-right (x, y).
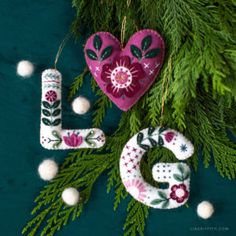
top-left (164, 132), bottom-right (175, 142)
top-left (170, 184), bottom-right (189, 203)
top-left (63, 133), bottom-right (83, 147)
top-left (124, 179), bottom-right (147, 201)
top-left (45, 90), bottom-right (57, 102)
top-left (101, 56), bottom-right (145, 98)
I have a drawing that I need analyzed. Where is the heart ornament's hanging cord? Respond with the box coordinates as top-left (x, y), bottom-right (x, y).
top-left (120, 0), bottom-right (132, 48)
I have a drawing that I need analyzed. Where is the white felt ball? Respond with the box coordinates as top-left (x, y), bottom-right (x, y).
top-left (38, 159), bottom-right (58, 181)
top-left (72, 96), bottom-right (91, 115)
top-left (197, 201), bottom-right (214, 219)
top-left (62, 187), bottom-right (80, 206)
top-left (17, 60), bottom-right (35, 77)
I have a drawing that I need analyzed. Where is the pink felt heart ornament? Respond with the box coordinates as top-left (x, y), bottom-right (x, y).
top-left (84, 29), bottom-right (165, 111)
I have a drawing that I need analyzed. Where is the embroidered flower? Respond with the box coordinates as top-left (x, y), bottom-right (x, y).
top-left (170, 184), bottom-right (189, 203)
top-left (101, 56), bottom-right (145, 98)
top-left (124, 179), bottom-right (147, 201)
top-left (63, 133), bottom-right (83, 147)
top-left (164, 132), bottom-right (175, 142)
top-left (45, 90), bottom-right (57, 102)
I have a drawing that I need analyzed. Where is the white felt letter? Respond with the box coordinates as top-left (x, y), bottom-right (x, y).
top-left (120, 126), bottom-right (194, 209)
top-left (40, 69), bottom-right (105, 149)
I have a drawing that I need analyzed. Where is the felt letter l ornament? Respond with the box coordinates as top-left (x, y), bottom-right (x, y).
top-left (40, 69), bottom-right (105, 150)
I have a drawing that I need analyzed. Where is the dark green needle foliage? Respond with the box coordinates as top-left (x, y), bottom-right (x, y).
top-left (23, 1), bottom-right (236, 236)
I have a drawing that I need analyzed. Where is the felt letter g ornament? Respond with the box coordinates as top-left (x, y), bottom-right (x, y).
top-left (120, 127), bottom-right (194, 209)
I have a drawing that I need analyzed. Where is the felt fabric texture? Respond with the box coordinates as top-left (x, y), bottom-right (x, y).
top-left (40, 69), bottom-right (105, 149)
top-left (0, 1), bottom-right (236, 236)
top-left (72, 96), bottom-right (91, 114)
top-left (84, 30), bottom-right (165, 111)
top-left (17, 60), bottom-right (34, 77)
top-left (120, 127), bottom-right (193, 208)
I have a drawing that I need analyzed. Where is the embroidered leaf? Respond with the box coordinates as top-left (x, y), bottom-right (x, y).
top-left (85, 131), bottom-right (96, 146)
top-left (130, 45), bottom-right (142, 60)
top-left (158, 191), bottom-right (168, 200)
top-left (148, 138), bottom-right (157, 147)
top-left (159, 127), bottom-right (167, 133)
top-left (177, 164), bottom-right (190, 181)
top-left (158, 136), bottom-right (164, 146)
top-left (148, 126), bottom-right (155, 135)
top-left (51, 130), bottom-right (62, 148)
top-left (177, 163), bottom-right (185, 174)
top-left (139, 144), bottom-right (150, 151)
top-left (52, 119), bottom-right (61, 126)
top-left (141, 35), bottom-right (152, 51)
top-left (183, 172), bottom-right (190, 180)
top-left (173, 174), bottom-right (183, 182)
top-left (52, 100), bottom-right (60, 109)
top-left (86, 49), bottom-right (98, 60)
top-left (52, 109), bottom-right (61, 116)
top-left (84, 139), bottom-right (96, 147)
top-left (93, 35), bottom-right (102, 51)
top-left (86, 130), bottom-right (95, 139)
top-left (52, 130), bottom-right (61, 140)
top-left (100, 46), bottom-right (112, 61)
top-left (150, 199), bottom-right (163, 205)
top-left (42, 118), bottom-right (51, 126)
top-left (137, 132), bottom-right (144, 144)
top-left (42, 109), bottom-right (51, 117)
top-left (42, 101), bottom-right (51, 109)
top-left (162, 200), bottom-right (170, 209)
top-left (144, 48), bottom-right (160, 58)
top-left (53, 141), bottom-right (61, 149)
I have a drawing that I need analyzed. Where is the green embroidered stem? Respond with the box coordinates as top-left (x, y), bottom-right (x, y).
top-left (50, 130), bottom-right (62, 148)
top-left (42, 100), bottom-right (61, 126)
top-left (84, 130), bottom-right (102, 147)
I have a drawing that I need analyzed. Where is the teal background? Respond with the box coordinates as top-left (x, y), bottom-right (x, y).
top-left (0, 1), bottom-right (235, 235)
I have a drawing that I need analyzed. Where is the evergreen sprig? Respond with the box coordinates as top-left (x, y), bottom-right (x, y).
top-left (23, 1), bottom-right (236, 236)
top-left (22, 150), bottom-right (113, 236)
top-left (123, 199), bottom-right (149, 236)
top-left (67, 67), bottom-right (89, 101)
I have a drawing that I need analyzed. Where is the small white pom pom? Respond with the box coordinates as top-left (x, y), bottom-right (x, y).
top-left (197, 201), bottom-right (214, 219)
top-left (72, 96), bottom-right (91, 115)
top-left (38, 159), bottom-right (58, 181)
top-left (17, 60), bottom-right (35, 77)
top-left (62, 187), bottom-right (80, 206)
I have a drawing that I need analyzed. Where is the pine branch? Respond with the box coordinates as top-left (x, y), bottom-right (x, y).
top-left (113, 182), bottom-right (128, 211)
top-left (67, 67), bottom-right (89, 101)
top-left (22, 150), bottom-right (112, 236)
top-left (123, 199), bottom-right (149, 236)
top-left (186, 89), bottom-right (236, 178)
top-left (128, 105), bottom-right (142, 135)
top-left (92, 90), bottom-right (112, 127)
